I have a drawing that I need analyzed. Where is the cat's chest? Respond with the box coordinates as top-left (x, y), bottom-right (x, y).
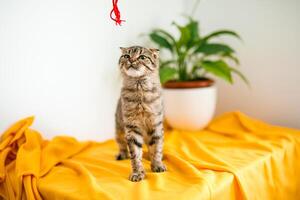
top-left (121, 82), bottom-right (161, 114)
top-left (122, 88), bottom-right (155, 105)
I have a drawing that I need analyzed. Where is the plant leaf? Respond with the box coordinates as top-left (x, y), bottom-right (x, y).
top-left (195, 43), bottom-right (235, 55)
top-left (160, 60), bottom-right (176, 68)
top-left (149, 32), bottom-right (173, 52)
top-left (186, 19), bottom-right (199, 48)
top-left (173, 23), bottom-right (191, 49)
top-left (153, 29), bottom-right (177, 46)
top-left (173, 19), bottom-right (200, 50)
top-left (159, 66), bottom-right (177, 84)
top-left (222, 53), bottom-right (240, 65)
top-left (230, 67), bottom-right (250, 86)
top-left (201, 60), bottom-right (233, 83)
top-left (202, 30), bottom-right (242, 41)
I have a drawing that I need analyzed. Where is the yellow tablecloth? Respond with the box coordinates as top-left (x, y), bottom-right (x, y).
top-left (0, 112), bottom-right (300, 200)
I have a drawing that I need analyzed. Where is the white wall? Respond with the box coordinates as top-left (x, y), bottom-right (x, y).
top-left (0, 0), bottom-right (183, 141)
top-left (0, 0), bottom-right (299, 141)
top-left (189, 0), bottom-right (300, 129)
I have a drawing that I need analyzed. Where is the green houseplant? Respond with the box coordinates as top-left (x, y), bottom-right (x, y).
top-left (148, 17), bottom-right (248, 86)
top-left (147, 17), bottom-right (248, 131)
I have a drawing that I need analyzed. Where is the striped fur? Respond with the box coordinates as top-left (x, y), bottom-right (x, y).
top-left (115, 46), bottom-right (166, 182)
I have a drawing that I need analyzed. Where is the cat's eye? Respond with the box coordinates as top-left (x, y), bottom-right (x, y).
top-left (139, 55), bottom-right (146, 60)
top-left (123, 54), bottom-right (130, 59)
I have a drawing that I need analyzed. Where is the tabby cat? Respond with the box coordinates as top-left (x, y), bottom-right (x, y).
top-left (115, 46), bottom-right (166, 182)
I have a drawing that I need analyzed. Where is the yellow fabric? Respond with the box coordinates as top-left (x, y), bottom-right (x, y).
top-left (0, 112), bottom-right (300, 200)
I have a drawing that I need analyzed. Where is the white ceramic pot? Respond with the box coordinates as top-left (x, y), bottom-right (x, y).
top-left (163, 85), bottom-right (217, 131)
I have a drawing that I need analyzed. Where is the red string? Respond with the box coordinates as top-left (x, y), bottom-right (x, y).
top-left (110, 0), bottom-right (125, 26)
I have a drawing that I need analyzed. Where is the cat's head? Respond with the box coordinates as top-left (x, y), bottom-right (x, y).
top-left (119, 46), bottom-right (159, 78)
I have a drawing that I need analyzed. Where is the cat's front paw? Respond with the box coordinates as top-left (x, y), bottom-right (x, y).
top-left (151, 163), bottom-right (167, 173)
top-left (129, 171), bottom-right (145, 182)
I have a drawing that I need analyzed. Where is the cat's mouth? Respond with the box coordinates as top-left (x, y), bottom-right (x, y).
top-left (128, 65), bottom-right (138, 70)
top-left (124, 65), bottom-right (145, 77)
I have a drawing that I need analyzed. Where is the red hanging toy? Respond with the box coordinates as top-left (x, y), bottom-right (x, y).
top-left (110, 0), bottom-right (125, 26)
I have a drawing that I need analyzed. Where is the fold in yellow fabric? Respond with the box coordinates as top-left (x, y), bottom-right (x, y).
top-left (0, 112), bottom-right (299, 200)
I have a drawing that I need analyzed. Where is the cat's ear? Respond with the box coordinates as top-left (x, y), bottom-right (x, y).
top-left (149, 48), bottom-right (159, 53)
top-left (149, 48), bottom-right (159, 59)
top-left (119, 47), bottom-right (127, 54)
